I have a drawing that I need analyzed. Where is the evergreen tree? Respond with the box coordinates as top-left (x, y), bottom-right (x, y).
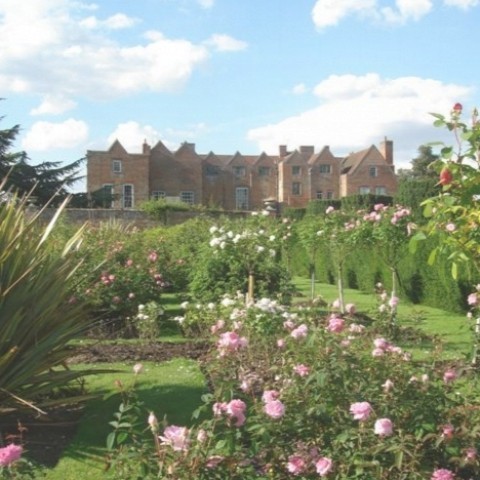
top-left (0, 113), bottom-right (84, 205)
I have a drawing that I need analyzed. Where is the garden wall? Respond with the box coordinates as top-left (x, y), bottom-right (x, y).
top-left (36, 208), bottom-right (245, 228)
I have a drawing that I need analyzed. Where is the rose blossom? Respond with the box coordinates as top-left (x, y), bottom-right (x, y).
top-left (264, 399), bottom-right (285, 419)
top-left (0, 444), bottom-right (23, 467)
top-left (290, 324), bottom-right (308, 340)
top-left (431, 468), bottom-right (455, 480)
top-left (349, 402), bottom-right (372, 421)
top-left (464, 447), bottom-right (477, 461)
top-left (133, 363), bottom-right (143, 375)
top-left (467, 292), bottom-right (478, 306)
top-left (443, 369), bottom-right (457, 384)
top-left (159, 425), bottom-right (189, 451)
top-left (293, 364), bottom-right (310, 377)
top-left (441, 424), bottom-right (454, 439)
top-left (286, 455), bottom-right (306, 475)
top-left (374, 418), bottom-right (393, 437)
top-left (315, 457), bottom-right (333, 476)
top-left (262, 390), bottom-right (279, 403)
top-left (327, 316), bottom-right (345, 333)
top-left (217, 331), bottom-right (248, 356)
top-left (226, 399), bottom-right (247, 427)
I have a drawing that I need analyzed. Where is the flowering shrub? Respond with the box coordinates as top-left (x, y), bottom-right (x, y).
top-left (188, 216), bottom-right (294, 303)
top-left (106, 298), bottom-right (480, 479)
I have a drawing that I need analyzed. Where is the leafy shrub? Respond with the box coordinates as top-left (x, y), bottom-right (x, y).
top-left (106, 299), bottom-right (480, 479)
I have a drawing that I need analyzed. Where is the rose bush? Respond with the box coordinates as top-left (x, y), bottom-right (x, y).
top-left (106, 297), bottom-right (480, 479)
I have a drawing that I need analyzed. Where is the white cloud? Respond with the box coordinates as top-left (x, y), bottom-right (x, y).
top-left (292, 83), bottom-right (308, 95)
top-left (381, 0), bottom-right (433, 24)
top-left (107, 122), bottom-right (163, 153)
top-left (247, 74), bottom-right (473, 169)
top-left (79, 13), bottom-right (139, 30)
top-left (444, 0), bottom-right (479, 7)
top-left (197, 0), bottom-right (215, 8)
top-left (311, 0), bottom-right (476, 29)
top-left (30, 94), bottom-right (77, 115)
top-left (0, 1), bottom-right (215, 99)
top-left (22, 119), bottom-right (89, 151)
top-left (312, 0), bottom-right (377, 30)
top-left (205, 34), bottom-right (248, 52)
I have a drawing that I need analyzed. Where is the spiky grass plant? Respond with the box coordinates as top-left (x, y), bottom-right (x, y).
top-left (0, 192), bottom-right (103, 415)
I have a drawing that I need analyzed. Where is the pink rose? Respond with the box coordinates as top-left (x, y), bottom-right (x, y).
top-left (443, 369), bottom-right (457, 384)
top-left (431, 468), bottom-right (455, 480)
top-left (315, 457), bottom-right (333, 476)
top-left (262, 390), bottom-right (280, 403)
top-left (0, 444), bottom-right (23, 467)
top-left (290, 324), bottom-right (308, 340)
top-left (264, 399), bottom-right (285, 419)
top-left (388, 296), bottom-right (399, 308)
top-left (226, 399), bottom-right (247, 427)
top-left (465, 447), bottom-right (477, 461)
top-left (467, 292), bottom-right (478, 306)
top-left (286, 455), bottom-right (306, 475)
top-left (293, 364), bottom-right (310, 377)
top-left (441, 424), bottom-right (454, 439)
top-left (349, 402), bottom-right (372, 421)
top-left (327, 316), bottom-right (345, 333)
top-left (374, 418), bottom-right (393, 437)
top-left (159, 425), bottom-right (189, 451)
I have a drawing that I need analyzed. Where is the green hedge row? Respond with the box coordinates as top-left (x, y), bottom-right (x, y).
top-left (289, 233), bottom-right (473, 313)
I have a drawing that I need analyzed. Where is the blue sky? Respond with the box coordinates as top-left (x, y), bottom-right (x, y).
top-left (1, 0), bottom-right (479, 190)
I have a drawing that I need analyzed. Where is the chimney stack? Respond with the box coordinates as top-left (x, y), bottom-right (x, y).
top-left (379, 137), bottom-right (393, 166)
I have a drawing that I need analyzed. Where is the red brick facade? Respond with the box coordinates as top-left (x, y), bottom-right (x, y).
top-left (86, 138), bottom-right (397, 210)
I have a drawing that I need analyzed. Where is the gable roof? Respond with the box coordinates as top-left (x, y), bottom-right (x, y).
top-left (341, 145), bottom-right (376, 174)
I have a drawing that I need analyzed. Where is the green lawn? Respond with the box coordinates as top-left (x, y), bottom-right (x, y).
top-left (44, 359), bottom-right (206, 480)
top-left (293, 277), bottom-right (472, 360)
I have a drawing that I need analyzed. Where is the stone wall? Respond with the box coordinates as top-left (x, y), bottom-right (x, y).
top-left (36, 208), bottom-right (246, 229)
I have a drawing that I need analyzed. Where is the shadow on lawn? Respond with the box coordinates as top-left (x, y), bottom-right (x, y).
top-left (56, 381), bottom-right (206, 467)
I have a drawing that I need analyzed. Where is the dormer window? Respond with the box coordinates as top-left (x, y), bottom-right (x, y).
top-left (233, 166), bottom-right (246, 177)
top-left (292, 166), bottom-right (301, 175)
top-left (112, 159), bottom-right (122, 173)
top-left (369, 166), bottom-right (378, 177)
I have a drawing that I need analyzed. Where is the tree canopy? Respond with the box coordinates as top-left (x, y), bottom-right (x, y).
top-left (0, 113), bottom-right (84, 206)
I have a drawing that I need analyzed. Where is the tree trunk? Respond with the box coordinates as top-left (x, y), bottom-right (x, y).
top-left (337, 263), bottom-right (345, 314)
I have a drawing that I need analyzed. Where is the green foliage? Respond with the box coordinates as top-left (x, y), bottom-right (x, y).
top-left (188, 216), bottom-right (294, 303)
top-left (0, 194), bottom-right (99, 415)
top-left (395, 177), bottom-right (438, 222)
top-left (1, 108), bottom-right (84, 207)
top-left (106, 300), bottom-right (480, 479)
top-left (140, 198), bottom-right (191, 223)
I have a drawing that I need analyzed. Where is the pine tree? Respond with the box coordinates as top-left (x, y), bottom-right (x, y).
top-left (0, 113), bottom-right (84, 205)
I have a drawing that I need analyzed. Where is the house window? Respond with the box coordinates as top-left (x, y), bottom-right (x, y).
top-left (259, 166), bottom-right (270, 176)
top-left (292, 166), bottom-right (301, 176)
top-left (327, 191), bottom-right (334, 199)
top-left (375, 186), bottom-right (387, 195)
top-left (102, 184), bottom-right (114, 208)
top-left (152, 191), bottom-right (165, 200)
top-left (359, 186), bottom-right (371, 195)
top-left (112, 159), bottom-right (122, 173)
top-left (369, 166), bottom-right (378, 177)
top-left (233, 166), bottom-right (246, 178)
top-left (319, 164), bottom-right (331, 174)
top-left (235, 187), bottom-right (249, 210)
top-left (292, 182), bottom-right (301, 196)
top-left (206, 165), bottom-right (220, 176)
top-left (180, 191), bottom-right (194, 205)
top-left (316, 190), bottom-right (323, 199)
top-left (123, 184), bottom-right (134, 208)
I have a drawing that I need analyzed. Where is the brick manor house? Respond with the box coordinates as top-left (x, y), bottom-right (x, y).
top-left (86, 137), bottom-right (397, 211)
